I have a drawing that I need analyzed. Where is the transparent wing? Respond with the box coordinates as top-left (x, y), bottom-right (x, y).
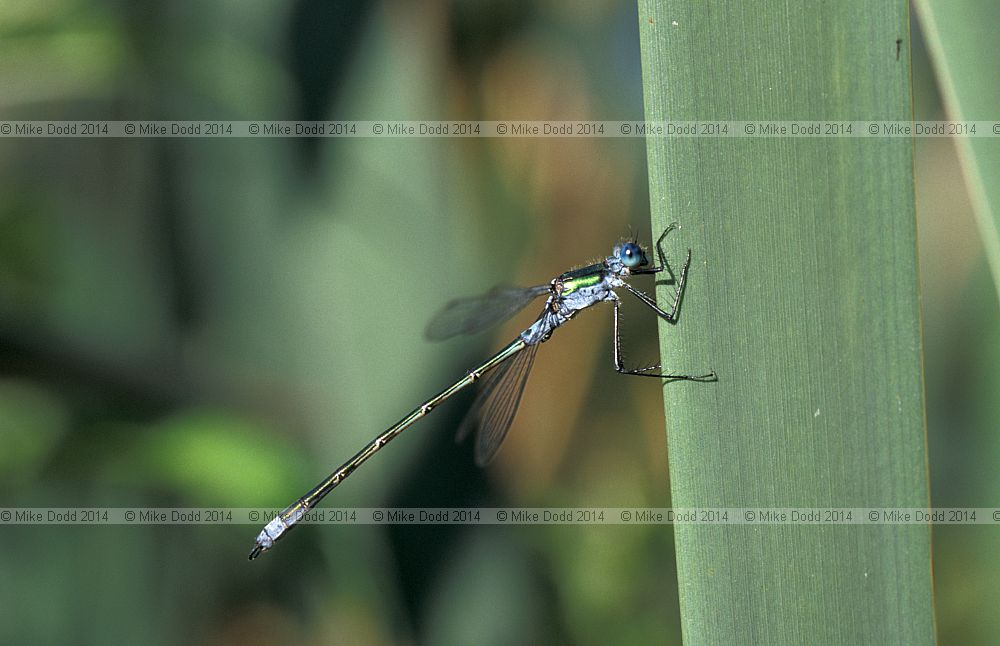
top-left (456, 342), bottom-right (539, 466)
top-left (425, 285), bottom-right (549, 341)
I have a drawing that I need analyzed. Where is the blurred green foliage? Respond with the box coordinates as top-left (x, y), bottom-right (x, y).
top-left (0, 1), bottom-right (997, 645)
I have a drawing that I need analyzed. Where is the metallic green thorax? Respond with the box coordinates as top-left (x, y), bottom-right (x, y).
top-left (558, 264), bottom-right (605, 295)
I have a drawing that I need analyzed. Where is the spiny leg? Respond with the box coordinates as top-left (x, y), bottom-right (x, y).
top-left (631, 223), bottom-right (691, 319)
top-left (618, 223), bottom-right (711, 379)
top-left (632, 222), bottom-right (681, 277)
top-left (622, 282), bottom-right (685, 324)
top-left (612, 298), bottom-right (716, 381)
top-left (653, 222), bottom-right (679, 270)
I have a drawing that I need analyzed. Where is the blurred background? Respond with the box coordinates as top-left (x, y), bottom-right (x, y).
top-left (0, 1), bottom-right (996, 644)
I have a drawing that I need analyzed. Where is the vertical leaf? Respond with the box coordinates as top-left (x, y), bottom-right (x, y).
top-left (638, 2), bottom-right (935, 643)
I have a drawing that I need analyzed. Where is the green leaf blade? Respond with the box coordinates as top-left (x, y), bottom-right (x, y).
top-left (639, 2), bottom-right (935, 643)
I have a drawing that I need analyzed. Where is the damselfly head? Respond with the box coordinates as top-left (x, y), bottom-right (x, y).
top-left (616, 241), bottom-right (648, 269)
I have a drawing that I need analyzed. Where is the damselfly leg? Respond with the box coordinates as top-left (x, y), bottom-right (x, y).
top-left (612, 224), bottom-right (716, 381)
top-left (612, 297), bottom-right (717, 381)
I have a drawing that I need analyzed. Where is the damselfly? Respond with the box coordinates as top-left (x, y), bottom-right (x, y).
top-left (249, 223), bottom-right (715, 559)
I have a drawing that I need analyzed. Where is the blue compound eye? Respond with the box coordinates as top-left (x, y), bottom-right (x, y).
top-left (619, 242), bottom-right (645, 268)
